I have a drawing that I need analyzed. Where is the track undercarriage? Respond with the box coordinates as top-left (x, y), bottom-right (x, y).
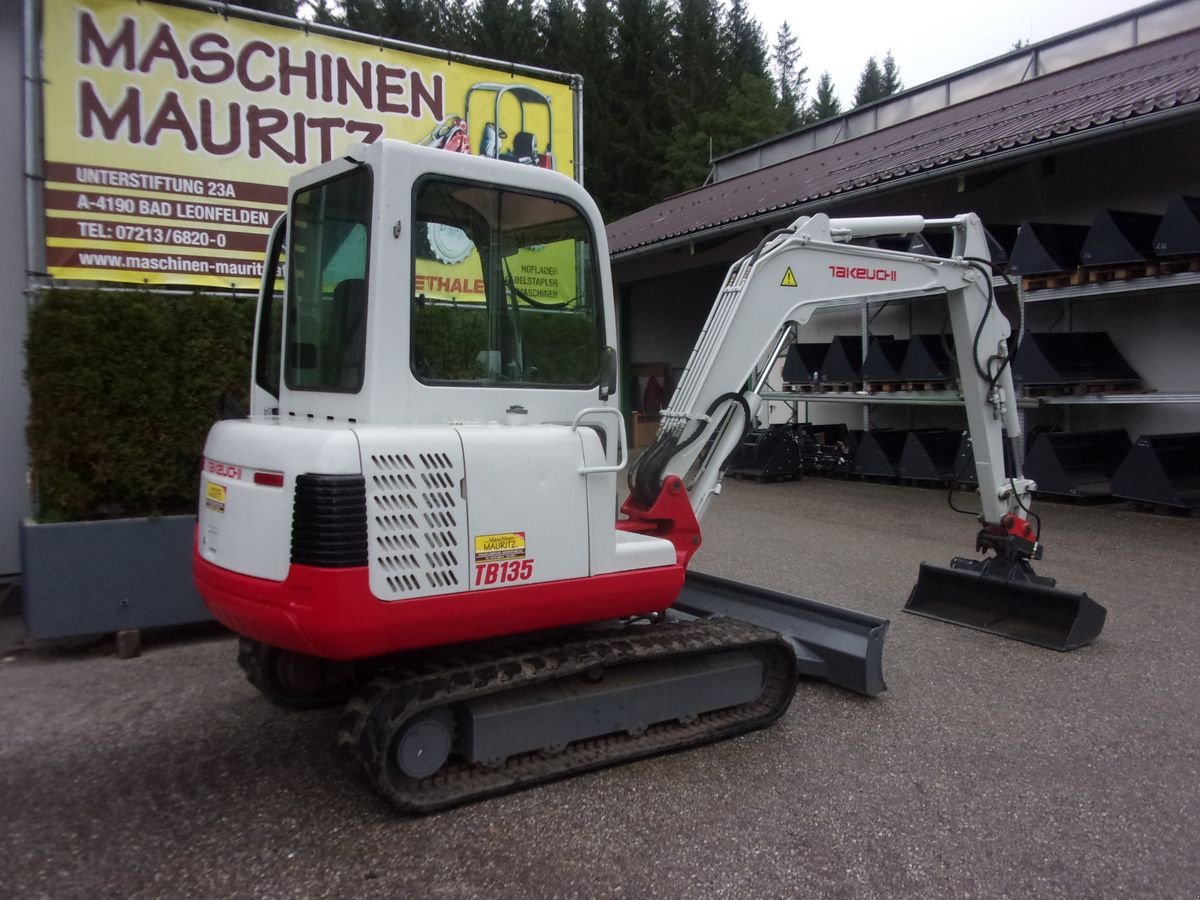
top-left (242, 618), bottom-right (798, 813)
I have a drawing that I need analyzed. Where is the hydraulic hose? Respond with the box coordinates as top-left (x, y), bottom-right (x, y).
top-left (629, 392), bottom-right (752, 508)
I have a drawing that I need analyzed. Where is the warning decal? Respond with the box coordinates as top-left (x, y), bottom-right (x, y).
top-left (781, 267), bottom-right (798, 287)
top-left (474, 532), bottom-right (527, 562)
top-left (205, 482), bottom-right (226, 513)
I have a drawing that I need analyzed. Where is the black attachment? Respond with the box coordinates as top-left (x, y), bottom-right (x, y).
top-left (952, 433), bottom-right (1016, 488)
top-left (862, 336), bottom-right (908, 383)
top-left (1110, 432), bottom-right (1200, 510)
top-left (1153, 196), bottom-right (1200, 256)
top-left (1012, 332), bottom-right (1141, 389)
top-left (901, 335), bottom-right (956, 383)
top-left (983, 224), bottom-right (1020, 272)
top-left (1008, 222), bottom-right (1090, 276)
top-left (1080, 209), bottom-right (1162, 266)
top-left (782, 342), bottom-right (833, 385)
top-left (898, 429), bottom-right (964, 483)
top-left (726, 425), bottom-right (801, 481)
top-left (820, 336), bottom-right (866, 383)
top-left (1024, 429), bottom-right (1132, 499)
top-left (851, 429), bottom-right (909, 480)
top-left (798, 425), bottom-right (851, 476)
top-left (905, 558), bottom-right (1106, 651)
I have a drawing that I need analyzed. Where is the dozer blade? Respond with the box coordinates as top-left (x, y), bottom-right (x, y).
top-left (905, 560), bottom-right (1106, 651)
top-left (672, 570), bottom-right (888, 696)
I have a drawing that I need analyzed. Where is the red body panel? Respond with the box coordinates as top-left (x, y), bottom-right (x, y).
top-left (195, 544), bottom-right (686, 660)
top-left (617, 475), bottom-right (703, 567)
top-left (195, 475), bottom-right (701, 660)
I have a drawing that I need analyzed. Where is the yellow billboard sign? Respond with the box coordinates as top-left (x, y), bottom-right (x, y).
top-left (41, 0), bottom-right (580, 289)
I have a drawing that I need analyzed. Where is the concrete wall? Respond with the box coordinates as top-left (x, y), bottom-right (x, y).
top-left (1, 6), bottom-right (29, 575)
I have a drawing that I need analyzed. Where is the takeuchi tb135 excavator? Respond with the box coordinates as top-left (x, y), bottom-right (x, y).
top-left (193, 139), bottom-right (1105, 813)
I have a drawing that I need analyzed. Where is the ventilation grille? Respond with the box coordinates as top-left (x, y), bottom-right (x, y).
top-left (366, 450), bottom-right (464, 597)
top-left (290, 474), bottom-right (368, 568)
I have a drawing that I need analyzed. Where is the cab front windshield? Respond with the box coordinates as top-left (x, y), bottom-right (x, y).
top-left (411, 177), bottom-right (604, 387)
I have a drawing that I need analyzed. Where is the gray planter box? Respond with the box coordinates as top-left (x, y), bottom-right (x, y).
top-left (20, 515), bottom-right (212, 639)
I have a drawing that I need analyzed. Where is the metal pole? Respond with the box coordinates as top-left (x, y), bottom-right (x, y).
top-left (23, 0), bottom-right (44, 286)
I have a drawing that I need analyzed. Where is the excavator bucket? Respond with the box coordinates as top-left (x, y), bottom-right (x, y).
top-left (673, 571), bottom-right (888, 696)
top-left (905, 560), bottom-right (1106, 651)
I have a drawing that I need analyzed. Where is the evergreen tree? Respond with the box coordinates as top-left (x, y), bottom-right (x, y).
top-left (661, 71), bottom-right (788, 197)
top-left (577, 0), bottom-right (618, 212)
top-left (881, 50), bottom-right (902, 95)
top-left (852, 55), bottom-right (886, 107)
top-left (673, 0), bottom-right (725, 113)
top-left (538, 0), bottom-right (582, 75)
top-left (304, 0), bottom-right (343, 26)
top-left (811, 71), bottom-right (841, 120)
top-left (433, 0), bottom-right (477, 53)
top-left (713, 71), bottom-right (789, 154)
top-left (605, 0), bottom-right (675, 217)
top-left (772, 22), bottom-right (809, 129)
top-left (341, 0), bottom-right (385, 33)
top-left (472, 0), bottom-right (540, 65)
top-left (722, 0), bottom-right (769, 81)
top-left (234, 0), bottom-right (300, 16)
top-left (853, 52), bottom-right (902, 107)
top-left (376, 0), bottom-right (444, 46)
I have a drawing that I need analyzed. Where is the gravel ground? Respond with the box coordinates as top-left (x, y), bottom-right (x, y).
top-left (2, 476), bottom-right (1198, 899)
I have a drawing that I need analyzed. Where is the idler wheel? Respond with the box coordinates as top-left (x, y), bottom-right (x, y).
top-left (392, 708), bottom-right (455, 779)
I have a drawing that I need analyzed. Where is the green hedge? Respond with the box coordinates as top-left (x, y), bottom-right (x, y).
top-left (25, 289), bottom-right (255, 522)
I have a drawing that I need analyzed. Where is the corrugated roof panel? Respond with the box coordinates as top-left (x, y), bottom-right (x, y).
top-left (608, 30), bottom-right (1200, 256)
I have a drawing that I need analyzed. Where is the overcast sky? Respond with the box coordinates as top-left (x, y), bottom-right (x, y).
top-left (746, 0), bottom-right (1152, 106)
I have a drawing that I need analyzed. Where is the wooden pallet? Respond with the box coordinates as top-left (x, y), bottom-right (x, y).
top-left (1021, 270), bottom-right (1085, 292)
top-left (1157, 257), bottom-right (1200, 275)
top-left (1085, 263), bottom-right (1160, 284)
top-left (790, 381), bottom-right (861, 393)
top-left (899, 381), bottom-right (951, 392)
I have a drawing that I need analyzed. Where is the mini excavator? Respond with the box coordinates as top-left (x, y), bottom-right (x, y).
top-left (194, 140), bottom-right (1104, 813)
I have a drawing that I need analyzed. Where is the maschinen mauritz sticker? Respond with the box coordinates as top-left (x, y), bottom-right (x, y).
top-left (474, 532), bottom-right (526, 562)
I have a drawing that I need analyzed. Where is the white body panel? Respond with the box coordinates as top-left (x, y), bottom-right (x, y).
top-left (198, 419), bottom-right (362, 581)
top-left (200, 414), bottom-right (678, 593)
top-left (357, 426), bottom-right (470, 599)
top-left (458, 425), bottom-right (594, 587)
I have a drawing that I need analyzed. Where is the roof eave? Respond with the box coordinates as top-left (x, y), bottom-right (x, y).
top-left (609, 104), bottom-right (1200, 263)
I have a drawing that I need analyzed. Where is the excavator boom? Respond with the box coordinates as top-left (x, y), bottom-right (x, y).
top-left (627, 212), bottom-right (1104, 650)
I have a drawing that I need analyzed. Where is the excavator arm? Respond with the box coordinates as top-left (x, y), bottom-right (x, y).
top-left (627, 212), bottom-right (1105, 651)
top-left (630, 213), bottom-right (1024, 522)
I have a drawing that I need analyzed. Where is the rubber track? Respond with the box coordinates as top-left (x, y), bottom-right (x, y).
top-left (336, 618), bottom-right (798, 814)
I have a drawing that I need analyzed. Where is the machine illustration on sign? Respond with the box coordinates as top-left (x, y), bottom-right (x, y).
top-left (421, 83), bottom-right (556, 170)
